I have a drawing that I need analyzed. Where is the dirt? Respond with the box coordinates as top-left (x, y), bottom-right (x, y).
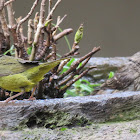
top-left (0, 120), bottom-right (140, 140)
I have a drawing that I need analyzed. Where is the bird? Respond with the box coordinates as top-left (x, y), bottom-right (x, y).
top-left (101, 52), bottom-right (140, 91)
top-left (0, 55), bottom-right (69, 102)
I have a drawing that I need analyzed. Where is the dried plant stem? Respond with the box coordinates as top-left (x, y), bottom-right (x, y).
top-left (16, 0), bottom-right (39, 34)
top-left (4, 0), bottom-right (15, 7)
top-left (51, 43), bottom-right (56, 60)
top-left (48, 0), bottom-right (52, 14)
top-left (46, 0), bottom-right (62, 21)
top-left (0, 0), bottom-right (5, 11)
top-left (0, 6), bottom-right (10, 50)
top-left (52, 15), bottom-right (67, 36)
top-left (6, 2), bottom-right (18, 56)
top-left (53, 28), bottom-right (73, 42)
top-left (60, 66), bottom-right (95, 92)
top-left (30, 0), bottom-right (47, 61)
top-left (62, 45), bottom-right (79, 58)
top-left (58, 47), bottom-right (101, 80)
top-left (34, 12), bottom-right (39, 33)
top-left (58, 57), bottom-right (96, 87)
top-left (0, 9), bottom-right (10, 37)
top-left (28, 19), bottom-right (33, 45)
top-left (57, 59), bottom-right (70, 73)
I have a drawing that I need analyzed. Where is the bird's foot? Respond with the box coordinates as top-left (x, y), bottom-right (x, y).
top-left (4, 98), bottom-right (16, 103)
top-left (4, 91), bottom-right (25, 103)
top-left (28, 96), bottom-right (36, 101)
top-left (23, 97), bottom-right (36, 101)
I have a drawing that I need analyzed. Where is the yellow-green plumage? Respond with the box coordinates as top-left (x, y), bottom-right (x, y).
top-left (0, 55), bottom-right (68, 92)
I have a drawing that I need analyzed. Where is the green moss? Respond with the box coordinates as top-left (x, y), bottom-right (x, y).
top-left (107, 105), bottom-right (140, 122)
top-left (118, 130), bottom-right (122, 135)
top-left (130, 128), bottom-right (137, 133)
top-left (17, 111), bottom-right (90, 129)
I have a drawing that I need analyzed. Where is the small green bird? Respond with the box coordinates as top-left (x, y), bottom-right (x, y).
top-left (0, 55), bottom-right (69, 102)
top-left (74, 24), bottom-right (84, 44)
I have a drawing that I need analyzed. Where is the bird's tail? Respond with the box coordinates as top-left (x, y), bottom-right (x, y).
top-left (24, 57), bottom-right (70, 83)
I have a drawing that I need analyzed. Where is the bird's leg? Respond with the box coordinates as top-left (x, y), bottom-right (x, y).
top-left (5, 89), bottom-right (25, 103)
top-left (28, 86), bottom-right (36, 100)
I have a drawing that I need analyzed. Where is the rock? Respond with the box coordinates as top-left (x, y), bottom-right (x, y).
top-left (85, 57), bottom-right (129, 81)
top-left (0, 90), bottom-right (140, 130)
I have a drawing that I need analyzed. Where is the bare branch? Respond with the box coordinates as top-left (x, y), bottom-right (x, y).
top-left (0, 0), bottom-right (5, 11)
top-left (57, 59), bottom-right (70, 73)
top-left (60, 66), bottom-right (95, 92)
top-left (4, 0), bottom-right (15, 7)
top-left (58, 47), bottom-right (101, 80)
top-left (30, 0), bottom-right (47, 61)
top-left (7, 2), bottom-right (15, 27)
top-left (16, 0), bottom-right (39, 34)
top-left (0, 5), bottom-right (10, 49)
top-left (52, 14), bottom-right (67, 36)
top-left (33, 12), bottom-right (39, 33)
top-left (48, 0), bottom-right (52, 14)
top-left (62, 45), bottom-right (79, 58)
top-left (53, 28), bottom-right (73, 41)
top-left (27, 19), bottom-right (33, 45)
top-left (46, 0), bottom-right (62, 21)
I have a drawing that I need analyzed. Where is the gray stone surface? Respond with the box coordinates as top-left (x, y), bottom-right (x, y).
top-left (0, 91), bottom-right (140, 130)
top-left (85, 57), bottom-right (129, 81)
top-left (1, 119), bottom-right (140, 140)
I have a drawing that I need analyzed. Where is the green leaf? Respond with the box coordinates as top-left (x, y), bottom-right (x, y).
top-left (61, 66), bottom-right (70, 74)
top-left (108, 71), bottom-right (114, 79)
top-left (67, 58), bottom-right (75, 67)
top-left (65, 89), bottom-right (77, 97)
top-left (74, 79), bottom-right (81, 87)
top-left (4, 45), bottom-right (15, 55)
top-left (80, 79), bottom-right (90, 84)
top-left (60, 127), bottom-right (67, 131)
top-left (27, 46), bottom-right (32, 55)
top-left (78, 62), bottom-right (82, 68)
top-left (90, 83), bottom-right (101, 88)
top-left (80, 84), bottom-right (93, 93)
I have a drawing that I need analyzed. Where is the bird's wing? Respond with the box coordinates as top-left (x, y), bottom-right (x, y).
top-left (0, 55), bottom-right (39, 77)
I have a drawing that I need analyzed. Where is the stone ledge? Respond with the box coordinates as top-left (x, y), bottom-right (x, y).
top-left (0, 91), bottom-right (140, 129)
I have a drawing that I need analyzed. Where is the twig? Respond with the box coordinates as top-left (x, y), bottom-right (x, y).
top-left (30, 0), bottom-right (47, 61)
top-left (58, 46), bottom-right (101, 80)
top-left (6, 2), bottom-right (18, 56)
top-left (44, 52), bottom-right (54, 61)
top-left (7, 2), bottom-right (15, 28)
top-left (59, 66), bottom-right (95, 92)
top-left (46, 0), bottom-right (62, 21)
top-left (33, 12), bottom-right (39, 33)
top-left (62, 45), bottom-right (79, 58)
top-left (48, 0), bottom-right (52, 14)
top-left (28, 19), bottom-right (33, 45)
top-left (16, 0), bottom-right (39, 34)
top-left (0, 0), bottom-right (5, 11)
top-left (4, 0), bottom-right (15, 7)
top-left (0, 5), bottom-right (10, 50)
top-left (51, 43), bottom-right (56, 60)
top-left (58, 57), bottom-right (96, 87)
top-left (53, 28), bottom-right (73, 42)
top-left (52, 14), bottom-right (67, 36)
top-left (57, 59), bottom-right (70, 73)
top-left (0, 6), bottom-right (9, 37)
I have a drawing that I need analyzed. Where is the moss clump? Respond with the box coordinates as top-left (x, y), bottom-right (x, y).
top-left (107, 105), bottom-right (140, 122)
top-left (17, 111), bottom-right (90, 129)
